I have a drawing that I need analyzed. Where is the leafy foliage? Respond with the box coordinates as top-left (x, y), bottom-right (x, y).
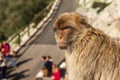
top-left (92, 1), bottom-right (110, 13)
top-left (0, 0), bottom-right (53, 41)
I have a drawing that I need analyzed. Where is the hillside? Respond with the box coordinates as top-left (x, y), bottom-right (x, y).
top-left (0, 0), bottom-right (53, 41)
top-left (77, 0), bottom-right (120, 41)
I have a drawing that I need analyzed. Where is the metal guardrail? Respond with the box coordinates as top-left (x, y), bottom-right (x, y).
top-left (7, 0), bottom-right (61, 52)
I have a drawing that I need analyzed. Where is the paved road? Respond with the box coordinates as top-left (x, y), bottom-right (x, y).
top-left (8, 0), bottom-right (79, 80)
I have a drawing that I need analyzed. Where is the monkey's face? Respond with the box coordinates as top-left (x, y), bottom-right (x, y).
top-left (53, 12), bottom-right (85, 49)
top-left (53, 24), bottom-right (75, 49)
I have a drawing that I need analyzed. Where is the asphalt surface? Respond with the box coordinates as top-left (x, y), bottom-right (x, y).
top-left (7, 0), bottom-right (79, 80)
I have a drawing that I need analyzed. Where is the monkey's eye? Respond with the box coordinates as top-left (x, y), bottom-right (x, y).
top-left (80, 20), bottom-right (86, 25)
top-left (62, 26), bottom-right (71, 30)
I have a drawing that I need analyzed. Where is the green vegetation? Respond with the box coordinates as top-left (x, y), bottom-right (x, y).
top-left (0, 0), bottom-right (53, 41)
top-left (79, 0), bottom-right (113, 13)
top-left (92, 1), bottom-right (110, 13)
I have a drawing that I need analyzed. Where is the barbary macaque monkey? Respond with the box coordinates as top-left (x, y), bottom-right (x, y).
top-left (53, 12), bottom-right (120, 80)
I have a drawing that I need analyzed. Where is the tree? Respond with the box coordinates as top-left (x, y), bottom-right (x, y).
top-left (0, 0), bottom-right (53, 39)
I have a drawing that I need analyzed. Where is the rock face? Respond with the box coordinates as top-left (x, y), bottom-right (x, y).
top-left (77, 0), bottom-right (120, 40)
top-left (92, 0), bottom-right (120, 38)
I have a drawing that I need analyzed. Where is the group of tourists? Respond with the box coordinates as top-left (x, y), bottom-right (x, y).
top-left (0, 40), bottom-right (17, 80)
top-left (36, 55), bottom-right (67, 80)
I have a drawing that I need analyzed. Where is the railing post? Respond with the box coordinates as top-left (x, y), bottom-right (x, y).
top-left (83, 0), bottom-right (86, 6)
top-left (28, 25), bottom-right (30, 37)
top-left (18, 34), bottom-right (21, 46)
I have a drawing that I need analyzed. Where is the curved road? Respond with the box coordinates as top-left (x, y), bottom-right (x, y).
top-left (8, 0), bottom-right (79, 80)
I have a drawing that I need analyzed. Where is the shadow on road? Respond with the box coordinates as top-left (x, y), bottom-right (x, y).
top-left (17, 58), bottom-right (33, 67)
top-left (7, 58), bottom-right (33, 79)
top-left (7, 69), bottom-right (30, 80)
top-left (29, 26), bottom-right (56, 46)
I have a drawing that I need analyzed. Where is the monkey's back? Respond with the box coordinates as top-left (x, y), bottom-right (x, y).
top-left (65, 27), bottom-right (120, 80)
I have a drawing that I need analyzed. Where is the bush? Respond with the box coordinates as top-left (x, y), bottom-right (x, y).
top-left (0, 0), bottom-right (53, 39)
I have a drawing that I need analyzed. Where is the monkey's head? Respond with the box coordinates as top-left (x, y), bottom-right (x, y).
top-left (53, 12), bottom-right (88, 49)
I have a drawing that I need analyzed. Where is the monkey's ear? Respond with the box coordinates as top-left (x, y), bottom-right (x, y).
top-left (80, 16), bottom-right (87, 25)
top-left (53, 17), bottom-right (66, 29)
top-left (72, 12), bottom-right (87, 26)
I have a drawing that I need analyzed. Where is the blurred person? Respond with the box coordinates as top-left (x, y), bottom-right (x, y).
top-left (47, 55), bottom-right (53, 62)
top-left (36, 68), bottom-right (44, 80)
top-left (59, 62), bottom-right (66, 79)
top-left (0, 42), bottom-right (2, 51)
top-left (41, 56), bottom-right (46, 61)
top-left (0, 51), bottom-right (7, 80)
top-left (1, 40), bottom-right (17, 68)
top-left (42, 55), bottom-right (53, 77)
top-left (64, 71), bottom-right (68, 80)
top-left (36, 67), bottom-right (48, 80)
top-left (51, 64), bottom-right (61, 80)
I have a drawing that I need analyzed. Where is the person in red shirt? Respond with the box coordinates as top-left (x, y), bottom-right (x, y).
top-left (1, 41), bottom-right (10, 56)
top-left (51, 64), bottom-right (61, 80)
top-left (1, 40), bottom-right (17, 68)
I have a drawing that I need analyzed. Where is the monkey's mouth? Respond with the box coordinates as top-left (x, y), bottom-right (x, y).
top-left (57, 42), bottom-right (68, 49)
top-left (59, 46), bottom-right (67, 49)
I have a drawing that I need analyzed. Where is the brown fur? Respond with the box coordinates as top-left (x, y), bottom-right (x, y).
top-left (53, 12), bottom-right (120, 80)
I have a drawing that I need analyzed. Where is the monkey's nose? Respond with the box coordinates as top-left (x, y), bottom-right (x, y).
top-left (60, 36), bottom-right (62, 39)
